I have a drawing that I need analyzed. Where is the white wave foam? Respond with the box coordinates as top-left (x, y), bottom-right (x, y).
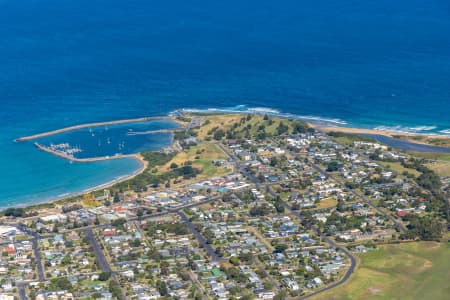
top-left (409, 126), bottom-right (437, 131)
top-left (439, 129), bottom-right (450, 135)
top-left (292, 115), bottom-right (348, 125)
top-left (180, 105), bottom-right (347, 125)
top-left (374, 125), bottom-right (439, 134)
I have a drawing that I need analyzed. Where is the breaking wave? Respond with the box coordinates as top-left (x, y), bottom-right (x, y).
top-left (373, 125), bottom-right (443, 135)
top-left (175, 105), bottom-right (348, 125)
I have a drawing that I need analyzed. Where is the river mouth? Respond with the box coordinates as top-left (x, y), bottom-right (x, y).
top-left (363, 134), bottom-right (450, 153)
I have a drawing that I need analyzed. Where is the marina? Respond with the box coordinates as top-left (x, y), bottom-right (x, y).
top-left (34, 142), bottom-right (137, 162)
top-left (28, 118), bottom-right (182, 161)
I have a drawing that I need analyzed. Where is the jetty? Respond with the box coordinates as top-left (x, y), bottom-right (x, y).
top-left (126, 128), bottom-right (183, 136)
top-left (15, 116), bottom-right (174, 142)
top-left (34, 143), bottom-right (136, 163)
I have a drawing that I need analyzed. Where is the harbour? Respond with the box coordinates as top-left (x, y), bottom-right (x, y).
top-left (15, 116), bottom-right (175, 142)
top-left (19, 117), bottom-right (184, 162)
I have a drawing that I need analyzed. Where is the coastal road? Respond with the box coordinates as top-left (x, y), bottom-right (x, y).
top-left (17, 283), bottom-right (27, 300)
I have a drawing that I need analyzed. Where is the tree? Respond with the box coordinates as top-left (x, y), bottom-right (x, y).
top-left (156, 280), bottom-right (168, 296)
top-left (170, 162), bottom-right (178, 169)
top-left (276, 122), bottom-right (289, 135)
top-left (113, 192), bottom-right (121, 203)
top-left (61, 255), bottom-right (71, 265)
top-left (273, 290), bottom-right (288, 300)
top-left (111, 218), bottom-right (126, 229)
top-left (403, 215), bottom-right (444, 240)
top-left (98, 272), bottom-right (111, 281)
top-left (257, 173), bottom-right (266, 182)
top-left (3, 208), bottom-right (25, 217)
top-left (109, 280), bottom-right (123, 300)
top-left (214, 129), bottom-right (225, 140)
top-left (50, 277), bottom-right (72, 290)
top-left (274, 243), bottom-right (288, 253)
top-left (229, 256), bottom-right (240, 266)
top-left (326, 161), bottom-right (340, 172)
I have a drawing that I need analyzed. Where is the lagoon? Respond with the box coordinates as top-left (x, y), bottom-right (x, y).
top-left (364, 134), bottom-right (450, 153)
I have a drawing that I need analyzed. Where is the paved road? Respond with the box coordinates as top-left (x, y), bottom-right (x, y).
top-left (83, 228), bottom-right (112, 273)
top-left (17, 283), bottom-right (27, 300)
top-left (177, 211), bottom-right (224, 262)
top-left (83, 228), bottom-right (127, 300)
top-left (16, 225), bottom-right (45, 281)
top-left (32, 236), bottom-right (45, 281)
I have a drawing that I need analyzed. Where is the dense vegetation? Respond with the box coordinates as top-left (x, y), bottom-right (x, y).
top-left (401, 214), bottom-right (445, 240)
top-left (327, 131), bottom-right (377, 143)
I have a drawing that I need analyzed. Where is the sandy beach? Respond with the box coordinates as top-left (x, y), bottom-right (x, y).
top-left (6, 154), bottom-right (148, 211)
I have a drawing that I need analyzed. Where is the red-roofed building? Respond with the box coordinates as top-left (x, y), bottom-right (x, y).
top-left (102, 228), bottom-right (116, 236)
top-left (5, 244), bottom-right (15, 255)
top-left (396, 210), bottom-right (408, 218)
top-left (113, 206), bottom-right (126, 213)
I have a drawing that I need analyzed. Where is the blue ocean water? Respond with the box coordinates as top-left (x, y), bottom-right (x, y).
top-left (1, 0), bottom-right (449, 205)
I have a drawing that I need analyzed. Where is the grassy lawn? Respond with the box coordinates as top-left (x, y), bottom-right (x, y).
top-left (159, 143), bottom-right (230, 179)
top-left (407, 151), bottom-right (450, 162)
top-left (327, 132), bottom-right (377, 146)
top-left (195, 114), bottom-right (245, 140)
top-left (316, 197), bottom-right (338, 209)
top-left (379, 161), bottom-right (421, 177)
top-left (426, 161), bottom-right (450, 177)
top-left (313, 242), bottom-right (450, 300)
top-left (193, 113), bottom-right (308, 140)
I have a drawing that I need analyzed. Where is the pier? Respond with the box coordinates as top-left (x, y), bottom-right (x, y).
top-left (34, 142), bottom-right (136, 163)
top-left (126, 128), bottom-right (183, 136)
top-left (15, 116), bottom-right (174, 142)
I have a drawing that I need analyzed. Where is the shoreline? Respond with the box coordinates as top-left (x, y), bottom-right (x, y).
top-left (5, 153), bottom-right (148, 211)
top-left (8, 110), bottom-right (449, 211)
top-left (7, 115), bottom-right (184, 210)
